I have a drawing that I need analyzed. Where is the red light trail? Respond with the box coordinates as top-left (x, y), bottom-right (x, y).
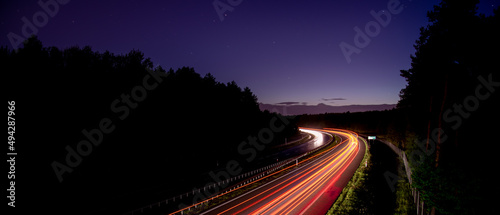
top-left (194, 128), bottom-right (365, 215)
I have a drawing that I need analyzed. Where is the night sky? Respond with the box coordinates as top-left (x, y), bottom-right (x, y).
top-left (2, 0), bottom-right (497, 106)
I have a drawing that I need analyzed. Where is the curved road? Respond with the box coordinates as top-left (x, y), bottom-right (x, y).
top-left (199, 128), bottom-right (366, 215)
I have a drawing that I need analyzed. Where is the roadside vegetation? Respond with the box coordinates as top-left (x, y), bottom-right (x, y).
top-left (327, 138), bottom-right (417, 214)
top-left (394, 163), bottom-right (416, 214)
top-left (327, 138), bottom-right (370, 214)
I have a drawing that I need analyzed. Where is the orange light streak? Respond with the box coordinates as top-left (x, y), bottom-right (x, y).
top-left (248, 129), bottom-right (359, 215)
top-left (170, 128), bottom-right (362, 215)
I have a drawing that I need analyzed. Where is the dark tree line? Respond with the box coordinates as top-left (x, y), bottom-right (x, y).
top-left (397, 1), bottom-right (499, 214)
top-left (299, 1), bottom-right (499, 214)
top-left (298, 110), bottom-right (396, 133)
top-left (2, 37), bottom-right (297, 214)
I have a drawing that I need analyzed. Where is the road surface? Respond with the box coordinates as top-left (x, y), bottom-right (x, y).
top-left (198, 128), bottom-right (366, 215)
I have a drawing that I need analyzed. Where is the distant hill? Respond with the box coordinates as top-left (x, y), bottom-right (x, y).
top-left (259, 103), bottom-right (396, 115)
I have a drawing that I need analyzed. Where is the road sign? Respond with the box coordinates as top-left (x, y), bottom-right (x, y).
top-left (368, 136), bottom-right (376, 140)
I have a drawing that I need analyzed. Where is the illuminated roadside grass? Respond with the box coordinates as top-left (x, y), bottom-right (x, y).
top-left (327, 138), bottom-right (370, 215)
top-left (179, 134), bottom-right (342, 215)
top-left (394, 158), bottom-right (416, 214)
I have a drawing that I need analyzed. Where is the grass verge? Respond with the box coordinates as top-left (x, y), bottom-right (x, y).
top-left (327, 137), bottom-right (417, 215)
top-left (326, 138), bottom-right (370, 214)
top-left (394, 157), bottom-right (416, 214)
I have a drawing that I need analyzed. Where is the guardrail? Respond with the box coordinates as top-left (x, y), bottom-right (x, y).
top-left (124, 159), bottom-right (297, 215)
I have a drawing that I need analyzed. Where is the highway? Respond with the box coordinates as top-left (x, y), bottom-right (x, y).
top-left (197, 128), bottom-right (366, 215)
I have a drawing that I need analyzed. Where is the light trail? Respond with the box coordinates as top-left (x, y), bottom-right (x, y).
top-left (197, 128), bottom-right (364, 215)
top-left (245, 129), bottom-right (359, 215)
top-left (300, 128), bottom-right (324, 147)
top-left (218, 141), bottom-right (347, 214)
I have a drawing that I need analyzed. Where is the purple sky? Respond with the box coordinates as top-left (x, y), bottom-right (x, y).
top-left (2, 0), bottom-right (497, 105)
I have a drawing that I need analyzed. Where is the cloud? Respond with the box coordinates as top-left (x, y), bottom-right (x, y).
top-left (321, 97), bottom-right (347, 101)
top-left (275, 102), bottom-right (300, 106)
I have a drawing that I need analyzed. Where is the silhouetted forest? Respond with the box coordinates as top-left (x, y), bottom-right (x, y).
top-left (300, 1), bottom-right (499, 214)
top-left (397, 1), bottom-right (499, 214)
top-left (3, 37), bottom-right (297, 214)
